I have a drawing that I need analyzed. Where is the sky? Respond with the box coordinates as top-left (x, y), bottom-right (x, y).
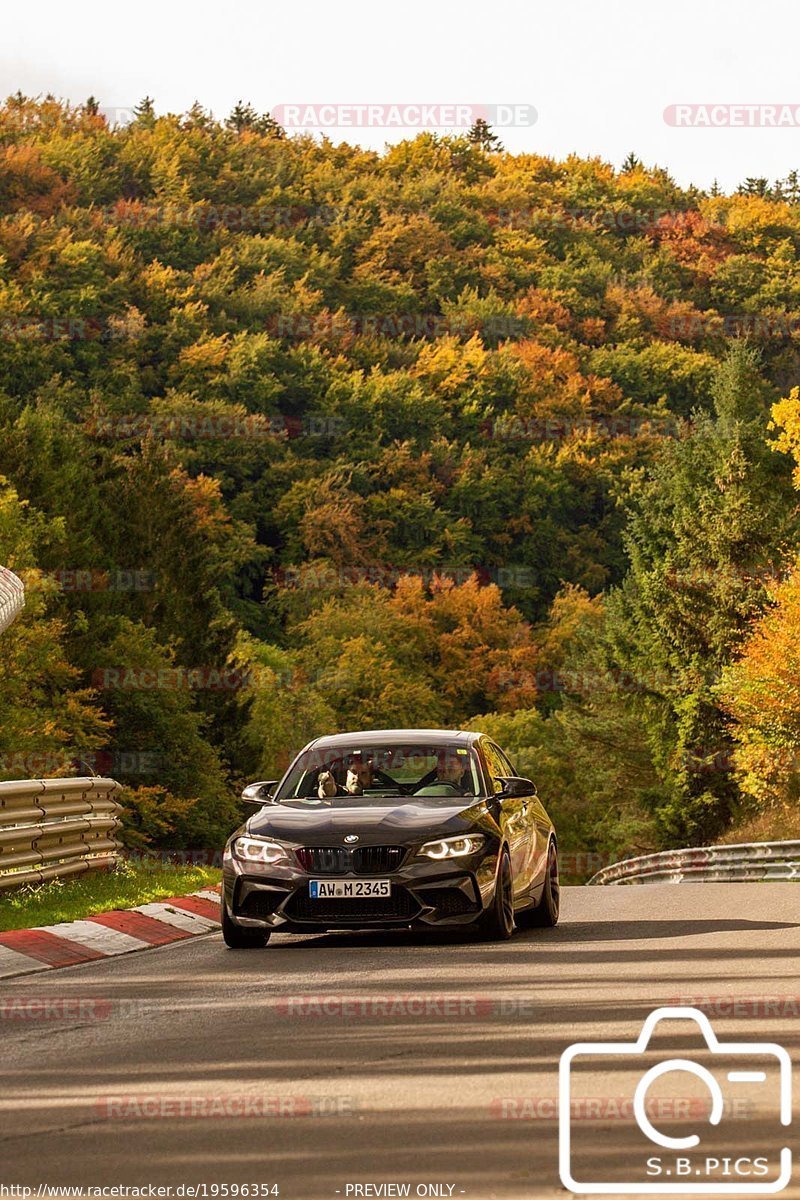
top-left (1, 0), bottom-right (798, 192)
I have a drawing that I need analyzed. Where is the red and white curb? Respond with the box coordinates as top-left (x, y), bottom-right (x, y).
top-left (0, 887), bottom-right (222, 979)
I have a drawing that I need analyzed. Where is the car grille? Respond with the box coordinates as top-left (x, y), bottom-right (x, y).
top-left (296, 847), bottom-right (348, 873)
top-left (295, 846), bottom-right (406, 874)
top-left (286, 887), bottom-right (419, 923)
top-left (354, 845), bottom-right (405, 873)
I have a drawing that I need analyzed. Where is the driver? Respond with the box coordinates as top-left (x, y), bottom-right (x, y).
top-left (414, 751), bottom-right (469, 795)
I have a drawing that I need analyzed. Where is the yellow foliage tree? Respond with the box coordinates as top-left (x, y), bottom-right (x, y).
top-left (718, 567), bottom-right (800, 811)
top-left (719, 388), bottom-right (800, 817)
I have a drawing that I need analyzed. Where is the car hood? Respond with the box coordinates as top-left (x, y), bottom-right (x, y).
top-left (246, 795), bottom-right (493, 845)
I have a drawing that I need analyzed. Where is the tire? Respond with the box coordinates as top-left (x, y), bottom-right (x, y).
top-left (221, 901), bottom-right (271, 949)
top-left (477, 850), bottom-right (515, 941)
top-left (526, 841), bottom-right (560, 928)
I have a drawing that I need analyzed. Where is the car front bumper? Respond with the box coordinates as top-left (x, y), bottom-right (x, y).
top-left (222, 845), bottom-right (500, 931)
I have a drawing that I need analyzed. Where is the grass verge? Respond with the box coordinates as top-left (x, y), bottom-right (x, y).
top-left (0, 858), bottom-right (221, 932)
top-left (720, 807), bottom-right (800, 844)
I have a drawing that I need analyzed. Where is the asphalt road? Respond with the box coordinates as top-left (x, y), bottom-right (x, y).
top-left (1, 884), bottom-right (798, 1200)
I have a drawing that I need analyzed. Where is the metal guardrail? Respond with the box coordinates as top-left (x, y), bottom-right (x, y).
top-left (0, 777), bottom-right (123, 891)
top-left (588, 840), bottom-right (800, 885)
top-left (0, 565), bottom-right (24, 634)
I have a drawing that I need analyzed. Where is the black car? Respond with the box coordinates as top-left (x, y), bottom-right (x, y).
top-left (221, 728), bottom-right (559, 946)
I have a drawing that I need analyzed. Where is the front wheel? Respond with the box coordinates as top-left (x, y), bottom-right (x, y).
top-left (525, 841), bottom-right (559, 928)
top-left (477, 850), bottom-right (515, 941)
top-left (221, 902), bottom-right (271, 949)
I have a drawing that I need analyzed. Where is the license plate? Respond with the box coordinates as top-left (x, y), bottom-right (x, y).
top-left (309, 879), bottom-right (391, 899)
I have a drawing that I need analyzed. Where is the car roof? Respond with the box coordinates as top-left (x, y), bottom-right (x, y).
top-left (304, 729), bottom-right (482, 753)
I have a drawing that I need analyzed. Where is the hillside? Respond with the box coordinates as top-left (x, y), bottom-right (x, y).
top-left (3, 95), bottom-right (800, 865)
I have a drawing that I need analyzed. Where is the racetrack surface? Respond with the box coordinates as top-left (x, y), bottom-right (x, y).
top-left (1, 884), bottom-right (798, 1200)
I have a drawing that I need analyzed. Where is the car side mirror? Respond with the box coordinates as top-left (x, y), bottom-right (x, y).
top-left (493, 775), bottom-right (537, 800)
top-left (241, 780), bottom-right (278, 805)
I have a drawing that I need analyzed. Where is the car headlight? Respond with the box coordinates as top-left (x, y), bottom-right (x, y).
top-left (418, 834), bottom-right (486, 860)
top-left (230, 836), bottom-right (292, 867)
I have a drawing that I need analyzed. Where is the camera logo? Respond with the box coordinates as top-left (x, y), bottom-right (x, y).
top-left (559, 1006), bottom-right (792, 1194)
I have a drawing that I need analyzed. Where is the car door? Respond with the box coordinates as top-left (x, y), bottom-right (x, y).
top-left (500, 746), bottom-right (549, 889)
top-left (494, 742), bottom-right (539, 896)
top-left (482, 739), bottom-right (529, 902)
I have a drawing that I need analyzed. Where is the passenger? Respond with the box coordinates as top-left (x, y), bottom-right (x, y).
top-left (345, 756), bottom-right (374, 794)
top-left (316, 756), bottom-right (375, 798)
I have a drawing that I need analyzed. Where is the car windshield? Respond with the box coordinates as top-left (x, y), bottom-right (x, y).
top-left (275, 742), bottom-right (482, 804)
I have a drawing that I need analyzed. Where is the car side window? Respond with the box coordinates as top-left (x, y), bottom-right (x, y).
top-left (482, 742), bottom-right (507, 793)
top-left (495, 745), bottom-right (516, 776)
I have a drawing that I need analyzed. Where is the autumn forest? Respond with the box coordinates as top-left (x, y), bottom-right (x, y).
top-left (3, 95), bottom-right (800, 871)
